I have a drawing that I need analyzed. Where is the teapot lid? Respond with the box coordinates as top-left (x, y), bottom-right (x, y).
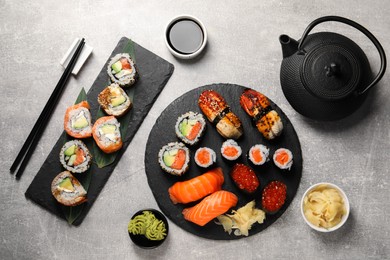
top-left (301, 43), bottom-right (362, 100)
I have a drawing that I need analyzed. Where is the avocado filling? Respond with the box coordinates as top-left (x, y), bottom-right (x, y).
top-left (163, 149), bottom-right (178, 167)
top-left (72, 111), bottom-right (89, 129)
top-left (58, 177), bottom-right (75, 192)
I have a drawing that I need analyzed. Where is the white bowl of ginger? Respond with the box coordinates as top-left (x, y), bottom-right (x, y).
top-left (301, 182), bottom-right (350, 232)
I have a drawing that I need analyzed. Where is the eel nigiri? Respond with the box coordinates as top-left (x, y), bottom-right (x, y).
top-left (168, 167), bottom-right (224, 204)
top-left (64, 101), bottom-right (93, 139)
top-left (182, 190), bottom-right (238, 226)
top-left (199, 90), bottom-right (243, 140)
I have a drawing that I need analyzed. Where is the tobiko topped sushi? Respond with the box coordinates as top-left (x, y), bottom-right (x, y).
top-left (98, 83), bottom-right (132, 117)
top-left (107, 53), bottom-right (138, 88)
top-left (175, 111), bottom-right (206, 145)
top-left (64, 101), bottom-right (93, 139)
top-left (158, 142), bottom-right (190, 176)
top-left (59, 140), bottom-right (92, 173)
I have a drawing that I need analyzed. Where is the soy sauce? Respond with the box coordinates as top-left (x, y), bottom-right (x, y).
top-left (167, 19), bottom-right (204, 55)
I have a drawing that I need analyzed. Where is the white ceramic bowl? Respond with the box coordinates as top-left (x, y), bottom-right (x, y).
top-left (301, 182), bottom-right (350, 232)
top-left (164, 15), bottom-right (208, 59)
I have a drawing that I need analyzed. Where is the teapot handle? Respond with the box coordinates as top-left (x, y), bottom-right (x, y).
top-left (298, 16), bottom-right (387, 95)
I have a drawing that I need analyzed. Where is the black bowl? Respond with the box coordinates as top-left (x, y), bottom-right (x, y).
top-left (128, 208), bottom-right (169, 249)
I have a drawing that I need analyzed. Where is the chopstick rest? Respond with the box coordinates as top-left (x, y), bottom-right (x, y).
top-left (60, 38), bottom-right (93, 75)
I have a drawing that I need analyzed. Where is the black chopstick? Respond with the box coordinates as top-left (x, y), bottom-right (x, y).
top-left (11, 38), bottom-right (85, 179)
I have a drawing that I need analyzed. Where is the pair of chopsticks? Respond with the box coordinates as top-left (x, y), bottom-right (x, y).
top-left (10, 38), bottom-right (85, 179)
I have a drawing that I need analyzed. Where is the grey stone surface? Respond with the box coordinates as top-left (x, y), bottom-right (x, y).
top-left (1, 0), bottom-right (389, 259)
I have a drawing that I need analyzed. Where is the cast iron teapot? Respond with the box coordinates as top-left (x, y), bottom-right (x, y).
top-left (279, 16), bottom-right (386, 121)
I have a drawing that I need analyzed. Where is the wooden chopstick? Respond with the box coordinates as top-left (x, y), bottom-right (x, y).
top-left (11, 38), bottom-right (85, 179)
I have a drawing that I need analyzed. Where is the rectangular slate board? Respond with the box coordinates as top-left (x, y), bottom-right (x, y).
top-left (25, 37), bottom-right (174, 225)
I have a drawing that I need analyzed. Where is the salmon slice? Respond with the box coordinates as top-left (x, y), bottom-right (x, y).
top-left (182, 190), bottom-right (238, 226)
top-left (170, 149), bottom-right (186, 170)
top-left (251, 149), bottom-right (263, 163)
top-left (186, 121), bottom-right (202, 141)
top-left (169, 168), bottom-right (224, 204)
top-left (73, 148), bottom-right (85, 166)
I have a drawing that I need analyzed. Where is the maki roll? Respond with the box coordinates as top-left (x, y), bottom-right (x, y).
top-left (64, 101), bottom-right (93, 139)
top-left (221, 139), bottom-right (242, 161)
top-left (158, 142), bottom-right (190, 176)
top-left (273, 148), bottom-right (293, 170)
top-left (51, 171), bottom-right (87, 207)
top-left (107, 53), bottom-right (138, 88)
top-left (59, 140), bottom-right (92, 173)
top-left (194, 147), bottom-right (216, 168)
top-left (248, 144), bottom-right (270, 166)
top-left (98, 83), bottom-right (132, 117)
top-left (92, 116), bottom-right (123, 154)
top-left (175, 112), bottom-right (206, 145)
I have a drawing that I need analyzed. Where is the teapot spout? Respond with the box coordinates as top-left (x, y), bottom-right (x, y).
top-left (279, 35), bottom-right (299, 59)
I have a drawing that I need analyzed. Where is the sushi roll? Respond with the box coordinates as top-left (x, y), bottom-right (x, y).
top-left (59, 140), bottom-right (92, 173)
top-left (221, 139), bottom-right (242, 161)
top-left (194, 147), bottom-right (216, 168)
top-left (175, 112), bottom-right (206, 146)
top-left (158, 142), bottom-right (190, 176)
top-left (64, 101), bottom-right (93, 139)
top-left (51, 171), bottom-right (87, 207)
top-left (92, 116), bottom-right (123, 154)
top-left (107, 53), bottom-right (138, 88)
top-left (248, 144), bottom-right (270, 166)
top-left (273, 148), bottom-right (293, 170)
top-left (98, 83), bottom-right (132, 117)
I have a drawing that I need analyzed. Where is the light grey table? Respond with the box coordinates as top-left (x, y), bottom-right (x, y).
top-left (1, 1), bottom-right (389, 259)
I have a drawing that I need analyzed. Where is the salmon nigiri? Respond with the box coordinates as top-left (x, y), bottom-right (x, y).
top-left (168, 168), bottom-right (224, 204)
top-left (182, 190), bottom-right (238, 226)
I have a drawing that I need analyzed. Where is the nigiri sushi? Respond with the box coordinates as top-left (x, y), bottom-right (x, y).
top-left (64, 101), bottom-right (93, 139)
top-left (198, 90), bottom-right (243, 140)
top-left (182, 190), bottom-right (238, 226)
top-left (168, 167), bottom-right (224, 204)
top-left (92, 116), bottom-right (123, 154)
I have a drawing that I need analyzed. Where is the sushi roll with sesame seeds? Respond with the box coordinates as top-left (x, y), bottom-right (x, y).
top-left (273, 148), bottom-right (293, 170)
top-left (97, 83), bottom-right (132, 117)
top-left (107, 53), bottom-right (138, 88)
top-left (59, 140), bottom-right (92, 173)
top-left (194, 147), bottom-right (216, 168)
top-left (175, 112), bottom-right (206, 146)
top-left (221, 139), bottom-right (242, 162)
top-left (248, 144), bottom-right (270, 166)
top-left (51, 171), bottom-right (87, 207)
top-left (158, 142), bottom-right (190, 176)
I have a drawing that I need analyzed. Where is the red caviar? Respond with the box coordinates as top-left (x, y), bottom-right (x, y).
top-left (261, 181), bottom-right (287, 213)
top-left (230, 163), bottom-right (259, 193)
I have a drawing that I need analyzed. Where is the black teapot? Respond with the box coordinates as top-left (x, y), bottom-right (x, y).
top-left (279, 16), bottom-right (386, 121)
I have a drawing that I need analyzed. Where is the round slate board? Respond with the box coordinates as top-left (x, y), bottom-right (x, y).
top-left (145, 83), bottom-right (302, 240)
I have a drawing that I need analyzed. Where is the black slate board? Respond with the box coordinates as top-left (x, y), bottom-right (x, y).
top-left (145, 84), bottom-right (302, 240)
top-left (25, 37), bottom-right (174, 225)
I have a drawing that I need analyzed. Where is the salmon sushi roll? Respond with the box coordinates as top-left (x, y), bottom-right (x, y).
top-left (248, 144), bottom-right (270, 166)
top-left (221, 139), bottom-right (242, 161)
top-left (175, 111), bottom-right (206, 146)
top-left (51, 171), bottom-right (87, 207)
top-left (92, 116), bottom-right (123, 154)
top-left (107, 53), bottom-right (138, 88)
top-left (194, 147), bottom-right (216, 168)
top-left (273, 148), bottom-right (293, 170)
top-left (97, 83), bottom-right (132, 117)
top-left (59, 140), bottom-right (92, 173)
top-left (64, 101), bottom-right (92, 139)
top-left (158, 142), bottom-right (190, 176)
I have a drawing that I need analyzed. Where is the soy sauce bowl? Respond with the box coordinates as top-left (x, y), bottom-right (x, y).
top-left (165, 15), bottom-right (208, 59)
top-left (128, 208), bottom-right (169, 249)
